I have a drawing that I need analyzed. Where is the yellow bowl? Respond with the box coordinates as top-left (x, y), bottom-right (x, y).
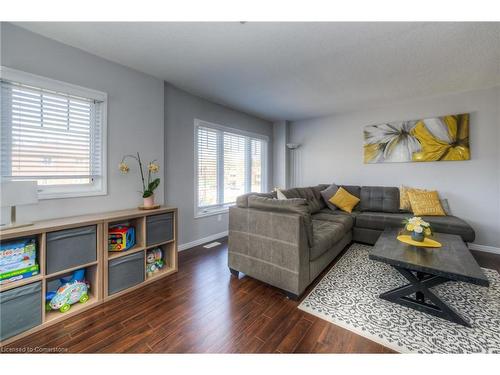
top-left (396, 235), bottom-right (442, 248)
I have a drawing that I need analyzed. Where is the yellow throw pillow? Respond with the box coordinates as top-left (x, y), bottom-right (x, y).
top-left (329, 187), bottom-right (360, 213)
top-left (399, 185), bottom-right (430, 211)
top-left (407, 190), bottom-right (446, 216)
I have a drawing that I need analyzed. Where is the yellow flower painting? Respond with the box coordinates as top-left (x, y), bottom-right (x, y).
top-left (364, 113), bottom-right (470, 163)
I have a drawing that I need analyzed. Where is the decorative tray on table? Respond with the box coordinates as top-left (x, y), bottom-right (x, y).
top-left (397, 235), bottom-right (442, 248)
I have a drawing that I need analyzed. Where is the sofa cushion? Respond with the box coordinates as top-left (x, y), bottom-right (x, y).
top-left (247, 195), bottom-right (314, 246)
top-left (422, 215), bottom-right (475, 242)
top-left (320, 183), bottom-right (339, 211)
top-left (329, 187), bottom-right (360, 213)
top-left (310, 220), bottom-right (346, 261)
top-left (355, 212), bottom-right (475, 242)
top-left (356, 212), bottom-right (410, 230)
top-left (341, 185), bottom-right (361, 199)
top-left (400, 185), bottom-right (430, 211)
top-left (280, 186), bottom-right (324, 214)
top-left (318, 208), bottom-right (359, 218)
top-left (236, 192), bottom-right (276, 208)
top-left (407, 190), bottom-right (446, 216)
top-left (316, 184), bottom-right (330, 191)
top-left (359, 186), bottom-right (400, 213)
top-left (312, 211), bottom-right (354, 233)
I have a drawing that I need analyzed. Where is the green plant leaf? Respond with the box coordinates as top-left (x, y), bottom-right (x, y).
top-left (143, 190), bottom-right (153, 198)
top-left (148, 178), bottom-right (160, 192)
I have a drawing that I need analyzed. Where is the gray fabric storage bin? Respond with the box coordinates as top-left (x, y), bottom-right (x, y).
top-left (146, 213), bottom-right (174, 246)
top-left (46, 225), bottom-right (97, 275)
top-left (108, 251), bottom-right (145, 295)
top-left (0, 281), bottom-right (42, 341)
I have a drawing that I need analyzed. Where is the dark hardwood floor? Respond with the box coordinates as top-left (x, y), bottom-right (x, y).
top-left (5, 239), bottom-right (499, 353)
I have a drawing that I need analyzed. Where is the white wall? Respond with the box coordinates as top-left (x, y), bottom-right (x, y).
top-left (289, 87), bottom-right (500, 248)
top-left (164, 83), bottom-right (273, 248)
top-left (1, 23), bottom-right (165, 223)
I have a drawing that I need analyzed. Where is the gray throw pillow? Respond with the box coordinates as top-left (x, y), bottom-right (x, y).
top-left (440, 198), bottom-right (451, 215)
top-left (320, 183), bottom-right (339, 211)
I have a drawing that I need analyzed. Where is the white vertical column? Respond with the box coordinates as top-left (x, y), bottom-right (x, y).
top-left (272, 120), bottom-right (290, 190)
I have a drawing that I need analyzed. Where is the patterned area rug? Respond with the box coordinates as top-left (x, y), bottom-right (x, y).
top-left (298, 243), bottom-right (500, 353)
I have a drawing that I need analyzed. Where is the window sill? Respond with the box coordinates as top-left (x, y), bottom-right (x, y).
top-left (194, 207), bottom-right (230, 219)
top-left (38, 190), bottom-right (107, 200)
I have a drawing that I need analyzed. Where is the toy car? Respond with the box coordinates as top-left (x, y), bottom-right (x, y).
top-left (47, 280), bottom-right (90, 313)
top-left (45, 269), bottom-right (90, 313)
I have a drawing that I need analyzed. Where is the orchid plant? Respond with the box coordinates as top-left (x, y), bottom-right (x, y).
top-left (119, 152), bottom-right (160, 198)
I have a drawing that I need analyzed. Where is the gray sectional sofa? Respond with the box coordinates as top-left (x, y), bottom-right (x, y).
top-left (228, 184), bottom-right (475, 299)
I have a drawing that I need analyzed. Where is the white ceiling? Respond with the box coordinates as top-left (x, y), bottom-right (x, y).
top-left (14, 22), bottom-right (500, 121)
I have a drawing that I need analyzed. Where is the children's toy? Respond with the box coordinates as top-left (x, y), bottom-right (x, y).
top-left (45, 269), bottom-right (90, 313)
top-left (1, 265), bottom-right (40, 284)
top-left (146, 247), bottom-right (164, 277)
top-left (108, 224), bottom-right (136, 251)
top-left (0, 238), bottom-right (39, 284)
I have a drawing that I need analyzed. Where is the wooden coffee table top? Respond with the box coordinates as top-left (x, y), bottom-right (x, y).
top-left (369, 229), bottom-right (489, 286)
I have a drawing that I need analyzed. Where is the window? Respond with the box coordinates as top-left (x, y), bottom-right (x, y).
top-left (195, 119), bottom-right (268, 217)
top-left (0, 67), bottom-right (107, 199)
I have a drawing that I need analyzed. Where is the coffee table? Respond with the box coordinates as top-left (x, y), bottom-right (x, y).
top-left (369, 229), bottom-right (489, 327)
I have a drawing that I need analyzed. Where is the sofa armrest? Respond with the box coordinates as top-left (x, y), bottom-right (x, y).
top-left (228, 206), bottom-right (310, 295)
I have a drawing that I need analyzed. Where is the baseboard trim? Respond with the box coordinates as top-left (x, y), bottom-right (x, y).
top-left (468, 243), bottom-right (500, 255)
top-left (178, 231), bottom-right (228, 251)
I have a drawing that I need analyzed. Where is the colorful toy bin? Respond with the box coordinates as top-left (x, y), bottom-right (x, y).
top-left (108, 224), bottom-right (136, 252)
top-left (0, 238), bottom-right (39, 284)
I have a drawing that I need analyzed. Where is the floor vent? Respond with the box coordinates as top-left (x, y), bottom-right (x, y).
top-left (203, 241), bottom-right (221, 249)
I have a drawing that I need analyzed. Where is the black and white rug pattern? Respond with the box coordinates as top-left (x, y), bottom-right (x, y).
top-left (298, 243), bottom-right (500, 353)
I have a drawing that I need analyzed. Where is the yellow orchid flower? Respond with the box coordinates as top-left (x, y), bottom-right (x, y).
top-left (148, 162), bottom-right (160, 173)
top-left (411, 114), bottom-right (470, 161)
top-left (118, 162), bottom-right (129, 173)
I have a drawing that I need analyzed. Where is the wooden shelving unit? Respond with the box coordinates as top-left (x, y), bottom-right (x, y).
top-left (0, 206), bottom-right (178, 347)
top-left (102, 209), bottom-right (178, 301)
top-left (144, 240), bottom-right (178, 282)
top-left (108, 244), bottom-right (145, 260)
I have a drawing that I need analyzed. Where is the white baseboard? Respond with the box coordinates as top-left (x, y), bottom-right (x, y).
top-left (468, 243), bottom-right (500, 255)
top-left (178, 231), bottom-right (228, 251)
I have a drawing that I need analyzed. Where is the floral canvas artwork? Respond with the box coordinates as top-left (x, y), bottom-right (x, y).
top-left (363, 113), bottom-right (470, 163)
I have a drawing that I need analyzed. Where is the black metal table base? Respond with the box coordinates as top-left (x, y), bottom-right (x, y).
top-left (380, 266), bottom-right (471, 327)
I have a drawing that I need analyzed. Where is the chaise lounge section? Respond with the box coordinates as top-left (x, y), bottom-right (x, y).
top-left (228, 185), bottom-right (475, 299)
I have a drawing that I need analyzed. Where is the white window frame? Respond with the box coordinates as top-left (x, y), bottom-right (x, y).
top-left (194, 119), bottom-right (268, 218)
top-left (0, 66), bottom-right (108, 200)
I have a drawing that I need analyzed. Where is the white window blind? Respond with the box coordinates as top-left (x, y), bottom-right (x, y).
top-left (0, 69), bottom-right (107, 199)
top-left (197, 126), bottom-right (218, 208)
top-left (223, 132), bottom-right (247, 204)
top-left (195, 120), bottom-right (267, 216)
top-left (250, 139), bottom-right (262, 193)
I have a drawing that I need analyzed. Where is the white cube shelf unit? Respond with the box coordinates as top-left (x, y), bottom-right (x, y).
top-left (0, 207), bottom-right (177, 347)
